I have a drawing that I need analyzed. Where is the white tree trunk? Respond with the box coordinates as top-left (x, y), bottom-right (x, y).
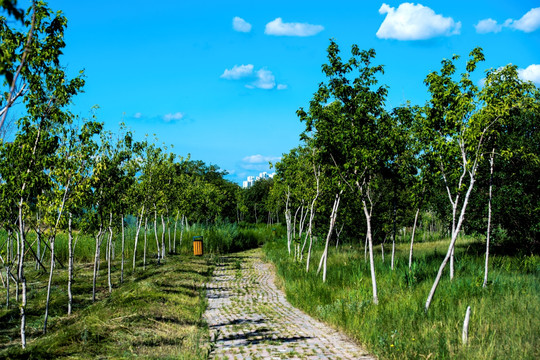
top-left (161, 214), bottom-right (166, 259)
top-left (154, 210), bottom-right (160, 264)
top-left (143, 217), bottom-right (148, 270)
top-left (107, 213), bottom-right (113, 293)
top-left (68, 213), bottom-right (74, 315)
top-left (425, 175), bottom-right (476, 312)
top-left (317, 192), bottom-right (341, 282)
top-left (462, 306), bottom-right (471, 345)
top-left (362, 195), bottom-right (378, 305)
top-left (92, 227), bottom-right (104, 303)
top-left (120, 214), bottom-right (125, 283)
top-left (409, 208), bottom-right (420, 269)
top-left (132, 205), bottom-right (145, 271)
top-left (483, 148), bottom-right (495, 288)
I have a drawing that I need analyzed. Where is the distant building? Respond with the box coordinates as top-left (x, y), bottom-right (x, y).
top-left (242, 172), bottom-right (275, 189)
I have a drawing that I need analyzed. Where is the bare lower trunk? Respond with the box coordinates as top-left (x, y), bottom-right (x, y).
top-left (409, 208), bottom-right (420, 269)
top-left (18, 212), bottom-right (27, 348)
top-left (107, 213), bottom-right (113, 293)
top-left (285, 187), bottom-right (292, 254)
top-left (154, 211), bottom-right (160, 264)
top-left (161, 214), bottom-right (166, 259)
top-left (132, 205), bottom-right (145, 271)
top-left (92, 227), bottom-right (104, 303)
top-left (173, 211), bottom-right (179, 253)
top-left (143, 217), bottom-right (148, 270)
top-left (391, 196), bottom-right (396, 270)
top-left (180, 214), bottom-right (185, 249)
top-left (43, 233), bottom-right (55, 334)
top-left (425, 177), bottom-right (476, 312)
top-left (68, 213), bottom-right (74, 315)
top-left (483, 148), bottom-right (495, 288)
top-left (317, 192), bottom-right (341, 282)
top-left (120, 214), bottom-right (125, 284)
top-left (362, 195), bottom-right (378, 305)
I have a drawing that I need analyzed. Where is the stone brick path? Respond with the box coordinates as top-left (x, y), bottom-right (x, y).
top-left (204, 248), bottom-right (374, 359)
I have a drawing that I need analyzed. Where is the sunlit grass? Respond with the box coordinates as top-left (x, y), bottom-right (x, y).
top-left (264, 235), bottom-right (540, 359)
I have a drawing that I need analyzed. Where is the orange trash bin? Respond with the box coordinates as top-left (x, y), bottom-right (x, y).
top-left (193, 236), bottom-right (203, 256)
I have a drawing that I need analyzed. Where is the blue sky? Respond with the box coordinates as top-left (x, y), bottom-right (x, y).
top-left (20, 1), bottom-right (540, 183)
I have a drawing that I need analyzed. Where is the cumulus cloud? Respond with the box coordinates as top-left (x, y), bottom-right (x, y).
top-left (277, 84), bottom-right (287, 90)
top-left (243, 154), bottom-right (281, 164)
top-left (220, 64), bottom-right (254, 80)
top-left (505, 7), bottom-right (540, 32)
top-left (233, 16), bottom-right (252, 32)
top-left (518, 64), bottom-right (540, 84)
top-left (475, 18), bottom-right (502, 33)
top-left (221, 64), bottom-right (284, 90)
top-left (163, 112), bottom-right (184, 122)
top-left (265, 18), bottom-right (324, 36)
top-left (252, 69), bottom-right (275, 89)
top-left (376, 3), bottom-right (461, 40)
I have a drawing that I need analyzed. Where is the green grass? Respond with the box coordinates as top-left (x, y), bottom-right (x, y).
top-left (0, 222), bottom-right (279, 358)
top-left (264, 235), bottom-right (540, 359)
top-left (0, 253), bottom-right (213, 359)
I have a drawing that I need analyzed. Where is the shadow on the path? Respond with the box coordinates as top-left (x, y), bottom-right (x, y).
top-left (218, 326), bottom-right (312, 346)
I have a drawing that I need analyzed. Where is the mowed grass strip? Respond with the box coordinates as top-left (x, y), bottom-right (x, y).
top-left (264, 236), bottom-right (540, 360)
top-left (0, 254), bottom-right (213, 359)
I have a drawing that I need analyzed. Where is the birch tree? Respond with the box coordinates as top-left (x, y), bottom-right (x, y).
top-left (298, 40), bottom-right (393, 304)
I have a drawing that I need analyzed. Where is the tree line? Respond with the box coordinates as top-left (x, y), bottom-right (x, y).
top-left (259, 41), bottom-right (539, 311)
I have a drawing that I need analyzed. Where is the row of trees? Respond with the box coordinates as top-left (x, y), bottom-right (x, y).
top-left (0, 2), bottom-right (242, 348)
top-left (265, 41), bottom-right (539, 310)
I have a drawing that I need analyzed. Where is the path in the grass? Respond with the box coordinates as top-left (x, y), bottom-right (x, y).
top-left (204, 248), bottom-right (374, 360)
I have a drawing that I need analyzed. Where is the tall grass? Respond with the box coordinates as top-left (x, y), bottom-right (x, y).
top-left (264, 236), bottom-right (540, 359)
top-left (0, 222), bottom-right (283, 266)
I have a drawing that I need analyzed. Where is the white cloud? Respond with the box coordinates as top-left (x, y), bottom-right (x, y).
top-left (252, 69), bottom-right (275, 90)
top-left (163, 112), bottom-right (184, 122)
top-left (277, 84), bottom-right (287, 90)
top-left (221, 64), bottom-right (284, 90)
top-left (242, 154), bottom-right (281, 164)
top-left (376, 3), bottom-right (461, 40)
top-left (265, 17), bottom-right (324, 37)
top-left (233, 16), bottom-right (252, 33)
top-left (518, 64), bottom-right (540, 84)
top-left (133, 112), bottom-right (142, 119)
top-left (220, 64), bottom-right (254, 80)
top-left (475, 18), bottom-right (502, 34)
top-left (506, 7), bottom-right (540, 32)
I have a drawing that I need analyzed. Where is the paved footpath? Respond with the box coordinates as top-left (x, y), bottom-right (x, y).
top-left (204, 248), bottom-right (375, 360)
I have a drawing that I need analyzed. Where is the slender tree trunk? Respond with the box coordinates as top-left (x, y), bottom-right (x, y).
top-left (285, 187), bottom-right (292, 254)
top-left (132, 205), bottom-right (145, 271)
top-left (92, 227), bottom-right (104, 303)
top-left (154, 210), bottom-right (160, 264)
top-left (362, 192), bottom-right (379, 305)
top-left (364, 234), bottom-right (368, 262)
top-left (35, 212), bottom-right (40, 270)
top-left (391, 195), bottom-right (396, 270)
top-left (161, 214), bottom-right (166, 259)
top-left (180, 214), bottom-right (185, 249)
top-left (167, 215), bottom-right (171, 254)
top-left (409, 208), bottom-right (420, 269)
top-left (425, 177), bottom-right (476, 312)
top-left (483, 148), bottom-right (495, 288)
top-left (143, 217), bottom-right (148, 270)
top-left (68, 213), bottom-right (74, 315)
top-left (173, 210), bottom-right (179, 254)
top-left (120, 214), bottom-right (125, 284)
top-left (17, 209), bottom-right (27, 348)
top-left (317, 192), bottom-right (341, 282)
top-left (381, 241), bottom-right (385, 263)
top-left (43, 232), bottom-right (56, 334)
top-left (107, 213), bottom-right (113, 293)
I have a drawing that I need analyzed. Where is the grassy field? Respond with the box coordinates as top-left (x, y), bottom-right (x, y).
top-left (264, 234), bottom-right (540, 359)
top-left (0, 252), bottom-right (213, 359)
top-left (0, 223), bottom-right (280, 358)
